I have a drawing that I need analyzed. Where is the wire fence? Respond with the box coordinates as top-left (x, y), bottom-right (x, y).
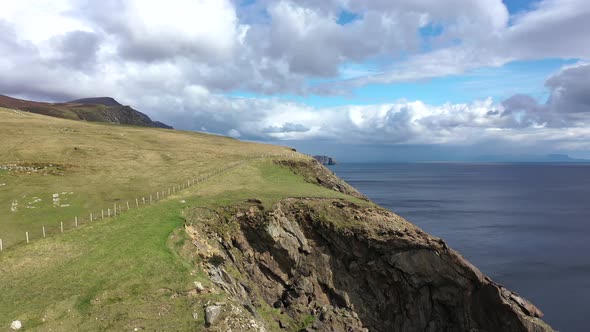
top-left (0, 152), bottom-right (299, 252)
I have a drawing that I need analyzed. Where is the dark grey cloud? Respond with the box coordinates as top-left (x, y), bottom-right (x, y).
top-left (546, 63), bottom-right (590, 113)
top-left (50, 30), bottom-right (101, 70)
top-left (503, 1), bottom-right (590, 60)
top-left (0, 20), bottom-right (91, 100)
top-left (501, 94), bottom-right (554, 127)
top-left (501, 63), bottom-right (590, 128)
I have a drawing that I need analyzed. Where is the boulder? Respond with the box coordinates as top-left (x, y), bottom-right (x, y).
top-left (194, 281), bottom-right (205, 292)
top-left (10, 320), bottom-right (22, 330)
top-left (205, 305), bottom-right (222, 326)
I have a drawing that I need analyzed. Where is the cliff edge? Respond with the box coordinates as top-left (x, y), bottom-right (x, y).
top-left (312, 155), bottom-right (336, 165)
top-left (181, 160), bottom-right (553, 332)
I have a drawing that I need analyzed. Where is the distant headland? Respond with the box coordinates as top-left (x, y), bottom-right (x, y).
top-left (313, 155), bottom-right (337, 165)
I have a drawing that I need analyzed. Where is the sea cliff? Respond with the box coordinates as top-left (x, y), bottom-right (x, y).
top-left (312, 156), bottom-right (337, 165)
top-left (182, 159), bottom-right (553, 331)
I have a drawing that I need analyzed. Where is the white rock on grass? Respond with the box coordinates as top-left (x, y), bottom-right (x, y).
top-left (10, 320), bottom-right (22, 330)
top-left (10, 200), bottom-right (18, 213)
top-left (194, 281), bottom-right (205, 291)
top-left (52, 193), bottom-right (60, 207)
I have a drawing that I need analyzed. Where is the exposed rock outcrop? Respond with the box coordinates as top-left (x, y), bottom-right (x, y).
top-left (68, 97), bottom-right (173, 128)
top-left (274, 159), bottom-right (368, 201)
top-left (312, 155), bottom-right (336, 165)
top-left (185, 199), bottom-right (553, 332)
top-left (69, 97), bottom-right (122, 107)
top-left (205, 305), bottom-right (222, 326)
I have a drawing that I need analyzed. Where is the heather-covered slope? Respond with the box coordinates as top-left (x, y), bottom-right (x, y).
top-left (0, 94), bottom-right (172, 128)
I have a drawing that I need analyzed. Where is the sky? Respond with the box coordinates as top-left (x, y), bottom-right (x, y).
top-left (1, 0), bottom-right (590, 161)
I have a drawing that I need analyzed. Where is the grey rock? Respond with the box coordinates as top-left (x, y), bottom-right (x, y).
top-left (194, 281), bottom-right (205, 291)
top-left (205, 305), bottom-right (222, 326)
top-left (189, 193), bottom-right (553, 332)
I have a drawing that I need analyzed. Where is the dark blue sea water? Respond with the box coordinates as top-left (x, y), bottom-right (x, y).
top-left (330, 163), bottom-right (590, 332)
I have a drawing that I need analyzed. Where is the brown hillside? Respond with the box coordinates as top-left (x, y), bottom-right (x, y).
top-left (0, 94), bottom-right (172, 128)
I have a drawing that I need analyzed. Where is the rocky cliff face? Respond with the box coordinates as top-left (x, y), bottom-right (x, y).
top-left (312, 156), bottom-right (336, 165)
top-left (183, 162), bottom-right (553, 332)
top-left (274, 159), bottom-right (367, 201)
top-left (68, 97), bottom-right (173, 128)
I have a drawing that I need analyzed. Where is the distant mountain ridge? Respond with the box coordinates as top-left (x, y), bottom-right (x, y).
top-left (475, 153), bottom-right (588, 162)
top-left (0, 94), bottom-right (172, 129)
top-left (69, 97), bottom-right (123, 107)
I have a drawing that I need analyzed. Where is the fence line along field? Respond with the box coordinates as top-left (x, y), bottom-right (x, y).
top-left (0, 158), bottom-right (239, 250)
top-left (0, 107), bottom-right (300, 249)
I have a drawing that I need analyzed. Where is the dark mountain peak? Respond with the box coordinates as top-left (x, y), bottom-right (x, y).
top-left (69, 97), bottom-right (122, 107)
top-left (152, 121), bottom-right (174, 129)
top-left (0, 94), bottom-right (172, 129)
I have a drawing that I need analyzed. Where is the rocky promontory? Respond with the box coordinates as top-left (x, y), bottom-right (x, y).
top-left (182, 160), bottom-right (553, 332)
top-left (312, 155), bottom-right (337, 165)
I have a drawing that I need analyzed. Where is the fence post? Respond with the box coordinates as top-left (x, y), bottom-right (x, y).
top-left (136, 198), bottom-right (139, 207)
top-left (26, 232), bottom-right (29, 244)
top-left (61, 222), bottom-right (64, 233)
top-left (150, 195), bottom-right (153, 203)
top-left (127, 201), bottom-right (130, 210)
top-left (157, 192), bottom-right (159, 200)
top-left (43, 226), bottom-right (46, 238)
top-left (90, 212), bottom-right (93, 222)
top-left (142, 197), bottom-right (146, 205)
top-left (114, 203), bottom-right (117, 216)
top-left (0, 238), bottom-right (2, 251)
top-left (108, 208), bottom-right (111, 217)
top-left (75, 216), bottom-right (78, 227)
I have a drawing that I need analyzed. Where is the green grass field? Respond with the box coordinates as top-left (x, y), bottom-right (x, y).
top-left (0, 107), bottom-right (295, 248)
top-left (0, 108), bottom-right (361, 330)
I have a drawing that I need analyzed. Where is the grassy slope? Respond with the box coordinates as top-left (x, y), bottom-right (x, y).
top-left (0, 107), bottom-right (289, 247)
top-left (0, 108), bottom-right (363, 331)
top-left (0, 95), bottom-right (162, 126)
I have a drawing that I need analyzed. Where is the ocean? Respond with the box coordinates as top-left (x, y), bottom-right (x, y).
top-left (330, 162), bottom-right (590, 332)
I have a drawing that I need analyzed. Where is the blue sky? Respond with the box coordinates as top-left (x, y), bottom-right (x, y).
top-left (231, 58), bottom-right (576, 108)
top-left (1, 0), bottom-right (589, 161)
top-left (503, 0), bottom-right (540, 13)
top-left (228, 0), bottom-right (571, 108)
